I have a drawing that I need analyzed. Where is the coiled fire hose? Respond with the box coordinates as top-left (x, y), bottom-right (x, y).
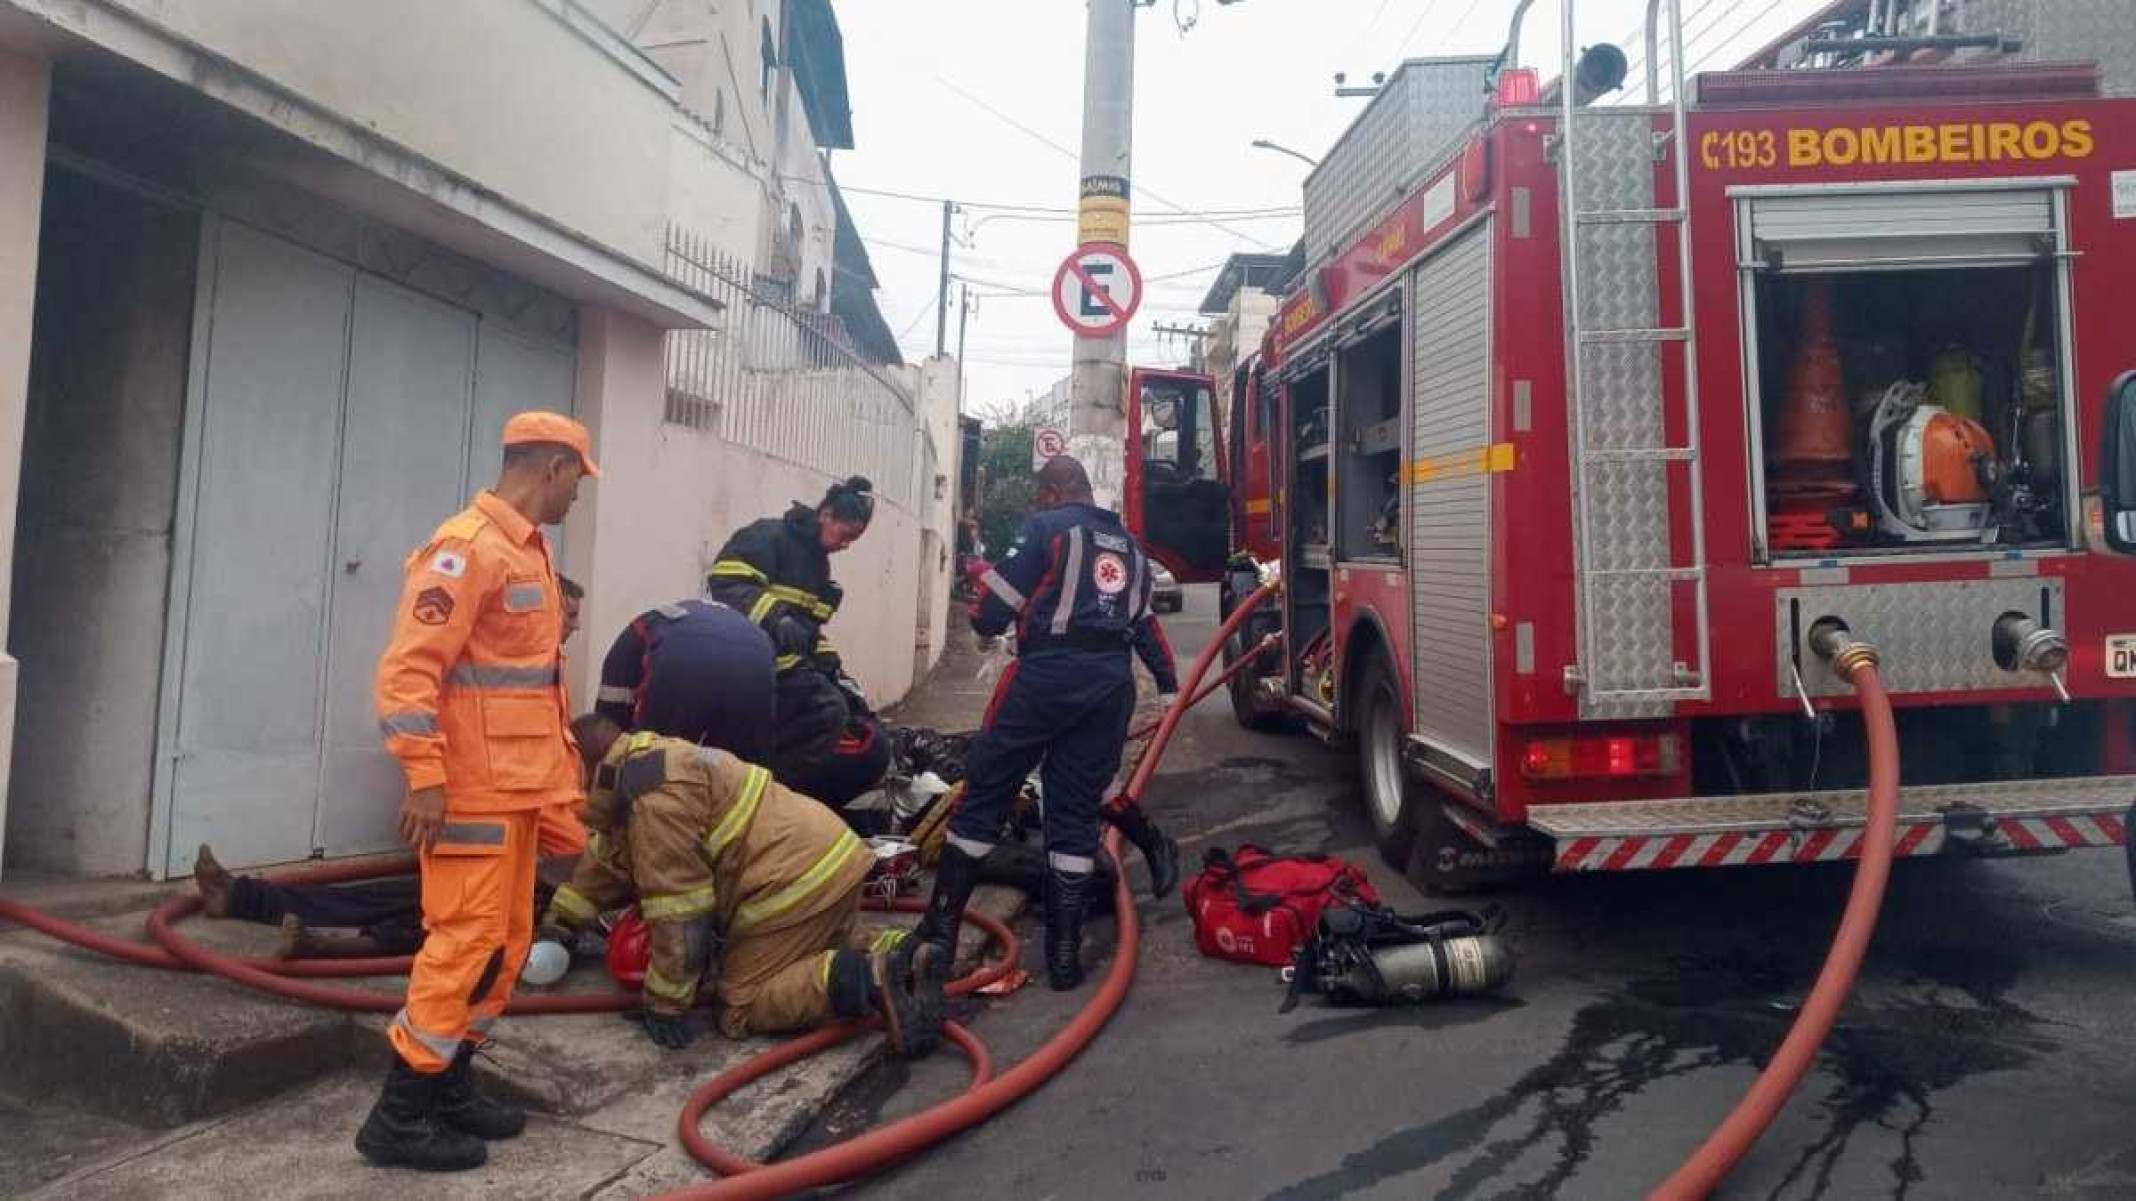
top-left (0, 579), bottom-right (1283, 1201)
top-left (1652, 623), bottom-right (1898, 1200)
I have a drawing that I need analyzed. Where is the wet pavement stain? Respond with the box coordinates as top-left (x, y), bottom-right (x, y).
top-left (1266, 943), bottom-right (2054, 1201)
top-left (1283, 997), bottom-right (1527, 1047)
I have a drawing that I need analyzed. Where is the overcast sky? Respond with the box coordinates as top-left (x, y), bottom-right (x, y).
top-left (833, 0), bottom-right (1825, 417)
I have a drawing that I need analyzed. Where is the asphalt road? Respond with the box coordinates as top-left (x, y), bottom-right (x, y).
top-left (811, 585), bottom-right (2136, 1200)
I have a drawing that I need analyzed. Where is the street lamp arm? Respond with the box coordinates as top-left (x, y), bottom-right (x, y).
top-left (1249, 139), bottom-right (1319, 168)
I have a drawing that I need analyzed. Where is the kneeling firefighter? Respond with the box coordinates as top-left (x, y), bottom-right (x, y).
top-left (541, 715), bottom-right (947, 1056)
top-left (914, 455), bottom-right (1183, 991)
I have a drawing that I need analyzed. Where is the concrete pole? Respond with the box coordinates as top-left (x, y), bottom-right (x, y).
top-left (1068, 0), bottom-right (1134, 509)
top-left (935, 200), bottom-right (952, 358)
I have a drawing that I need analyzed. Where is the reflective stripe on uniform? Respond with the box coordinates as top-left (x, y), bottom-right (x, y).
top-left (774, 653), bottom-right (804, 671)
top-left (1051, 527), bottom-right (1085, 635)
top-left (733, 828), bottom-right (865, 931)
top-left (641, 885), bottom-right (717, 922)
top-left (708, 560), bottom-right (770, 584)
top-left (439, 821), bottom-right (506, 847)
top-left (816, 949), bottom-right (838, 988)
top-left (548, 884), bottom-right (598, 925)
top-left (392, 1008), bottom-right (461, 1061)
top-left (870, 928), bottom-right (909, 955)
top-left (703, 766), bottom-right (771, 861)
top-left (379, 710), bottom-right (439, 738)
top-left (767, 584), bottom-right (835, 620)
top-left (655, 602), bottom-right (689, 620)
top-left (747, 593), bottom-right (779, 625)
top-left (445, 662), bottom-right (560, 689)
top-left (596, 685), bottom-right (635, 704)
top-left (1127, 546), bottom-right (1147, 622)
top-left (947, 832), bottom-right (996, 860)
top-left (643, 963), bottom-right (697, 1005)
top-left (980, 568), bottom-right (1026, 611)
top-left (1048, 851), bottom-right (1096, 874)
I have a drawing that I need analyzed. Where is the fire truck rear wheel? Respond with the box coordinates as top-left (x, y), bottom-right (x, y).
top-left (1358, 652), bottom-right (1418, 869)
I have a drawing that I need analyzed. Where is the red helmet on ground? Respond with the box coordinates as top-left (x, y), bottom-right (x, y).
top-left (606, 906), bottom-right (650, 990)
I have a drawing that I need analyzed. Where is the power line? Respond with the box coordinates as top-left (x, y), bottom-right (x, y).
top-left (928, 72), bottom-right (1284, 250)
top-left (821, 175), bottom-right (1305, 218)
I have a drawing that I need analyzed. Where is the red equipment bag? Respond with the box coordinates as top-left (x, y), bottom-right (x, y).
top-left (1183, 845), bottom-right (1381, 967)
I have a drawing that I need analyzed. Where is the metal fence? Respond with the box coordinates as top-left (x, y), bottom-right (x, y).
top-left (663, 225), bottom-right (926, 515)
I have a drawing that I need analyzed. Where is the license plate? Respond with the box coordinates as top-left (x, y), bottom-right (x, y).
top-left (2108, 635), bottom-right (2136, 679)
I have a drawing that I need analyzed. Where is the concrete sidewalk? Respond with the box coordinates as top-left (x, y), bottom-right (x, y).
top-left (2, 620), bottom-right (1028, 1200)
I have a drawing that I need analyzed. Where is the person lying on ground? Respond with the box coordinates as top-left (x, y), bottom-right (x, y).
top-left (540, 714), bottom-right (948, 1055)
top-left (192, 844), bottom-right (569, 960)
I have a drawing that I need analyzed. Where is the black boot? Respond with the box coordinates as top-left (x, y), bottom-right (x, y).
top-left (355, 1059), bottom-right (488, 1171)
top-left (1106, 802), bottom-right (1180, 899)
top-left (1043, 869), bottom-right (1093, 991)
top-left (436, 1041), bottom-right (525, 1141)
top-left (825, 941), bottom-right (946, 1059)
top-left (912, 843), bottom-right (985, 960)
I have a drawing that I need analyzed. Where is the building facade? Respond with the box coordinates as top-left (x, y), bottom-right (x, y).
top-left (0, 0), bottom-right (955, 880)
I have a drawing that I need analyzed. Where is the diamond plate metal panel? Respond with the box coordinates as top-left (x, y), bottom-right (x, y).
top-left (1303, 57), bottom-right (1495, 262)
top-left (1562, 113), bottom-right (1682, 718)
top-left (1772, 579), bottom-right (2066, 698)
top-left (1409, 223), bottom-right (1494, 767)
top-left (1524, 773), bottom-right (2136, 838)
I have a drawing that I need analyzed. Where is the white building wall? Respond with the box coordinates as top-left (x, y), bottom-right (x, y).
top-left (88, 0), bottom-right (682, 268)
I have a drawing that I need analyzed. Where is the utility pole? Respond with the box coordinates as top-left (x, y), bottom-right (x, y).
top-left (1068, 0), bottom-right (1136, 508)
top-left (955, 283), bottom-right (971, 409)
top-left (935, 199), bottom-right (953, 358)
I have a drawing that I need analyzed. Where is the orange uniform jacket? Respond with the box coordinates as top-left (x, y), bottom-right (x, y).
top-left (376, 491), bottom-right (579, 812)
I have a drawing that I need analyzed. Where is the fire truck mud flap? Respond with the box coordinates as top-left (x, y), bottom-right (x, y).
top-left (1525, 775), bottom-right (2136, 872)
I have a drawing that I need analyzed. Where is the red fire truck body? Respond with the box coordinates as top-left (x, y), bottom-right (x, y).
top-left (1129, 57), bottom-right (2136, 890)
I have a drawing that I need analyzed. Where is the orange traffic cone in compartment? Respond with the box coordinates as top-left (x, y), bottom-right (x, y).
top-left (1767, 278), bottom-right (1861, 550)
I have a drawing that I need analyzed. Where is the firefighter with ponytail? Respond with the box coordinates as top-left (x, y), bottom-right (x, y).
top-left (706, 477), bottom-right (892, 808)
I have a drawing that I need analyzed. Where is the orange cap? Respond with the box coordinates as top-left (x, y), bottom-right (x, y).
top-left (502, 411), bottom-right (599, 478)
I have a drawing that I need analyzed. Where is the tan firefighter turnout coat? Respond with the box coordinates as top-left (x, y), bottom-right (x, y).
top-left (542, 732), bottom-right (869, 1013)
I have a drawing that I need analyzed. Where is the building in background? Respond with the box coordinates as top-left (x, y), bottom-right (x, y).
top-left (1196, 248), bottom-right (1299, 427)
top-left (0, 0), bottom-right (955, 881)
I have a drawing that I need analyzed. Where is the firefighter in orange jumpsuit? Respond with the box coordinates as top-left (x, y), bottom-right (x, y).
top-left (540, 716), bottom-right (948, 1055)
top-left (357, 412), bottom-right (596, 1173)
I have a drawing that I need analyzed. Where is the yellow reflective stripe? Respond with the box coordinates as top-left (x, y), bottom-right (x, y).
top-left (709, 559), bottom-right (770, 585)
top-left (643, 963), bottom-right (696, 1005)
top-left (703, 766), bottom-right (770, 861)
top-left (767, 585), bottom-right (834, 620)
top-left (747, 593), bottom-right (779, 624)
top-left (1407, 442), bottom-right (1515, 485)
top-left (640, 886), bottom-right (717, 921)
top-left (625, 730), bottom-right (659, 752)
top-left (774, 653), bottom-right (804, 671)
top-left (816, 949), bottom-right (837, 988)
top-left (733, 829), bottom-right (865, 931)
top-left (548, 885), bottom-right (598, 926)
top-left (870, 928), bottom-right (909, 955)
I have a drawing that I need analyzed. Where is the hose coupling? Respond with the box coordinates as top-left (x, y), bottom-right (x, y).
top-left (1808, 618), bottom-right (1881, 680)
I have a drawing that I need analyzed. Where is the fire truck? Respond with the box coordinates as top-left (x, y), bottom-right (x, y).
top-left (1123, 1), bottom-right (2136, 892)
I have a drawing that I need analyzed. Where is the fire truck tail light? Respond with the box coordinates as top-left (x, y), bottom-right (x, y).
top-left (1496, 68), bottom-right (1540, 107)
top-left (1521, 733), bottom-right (1681, 780)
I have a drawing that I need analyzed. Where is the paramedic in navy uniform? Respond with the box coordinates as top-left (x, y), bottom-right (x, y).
top-left (911, 455), bottom-right (1181, 989)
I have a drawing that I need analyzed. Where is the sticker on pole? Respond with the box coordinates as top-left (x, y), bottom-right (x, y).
top-left (1052, 245), bottom-right (1143, 336)
top-left (1031, 426), bottom-right (1068, 469)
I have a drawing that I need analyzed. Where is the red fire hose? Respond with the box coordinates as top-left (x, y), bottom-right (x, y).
top-left (1652, 634), bottom-right (1898, 1200)
top-left (0, 578), bottom-right (1284, 1200)
top-left (654, 579), bottom-right (1283, 1199)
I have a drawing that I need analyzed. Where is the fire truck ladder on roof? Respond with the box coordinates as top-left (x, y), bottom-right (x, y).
top-left (1557, 0), bottom-right (1711, 712)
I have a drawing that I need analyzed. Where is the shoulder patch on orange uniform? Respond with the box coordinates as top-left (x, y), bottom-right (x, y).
top-left (412, 586), bottom-right (456, 626)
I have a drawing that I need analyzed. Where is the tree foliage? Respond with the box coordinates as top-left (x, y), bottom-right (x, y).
top-left (974, 422), bottom-right (1038, 556)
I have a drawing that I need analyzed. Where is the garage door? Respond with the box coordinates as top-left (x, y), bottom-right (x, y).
top-left (158, 220), bottom-right (575, 876)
